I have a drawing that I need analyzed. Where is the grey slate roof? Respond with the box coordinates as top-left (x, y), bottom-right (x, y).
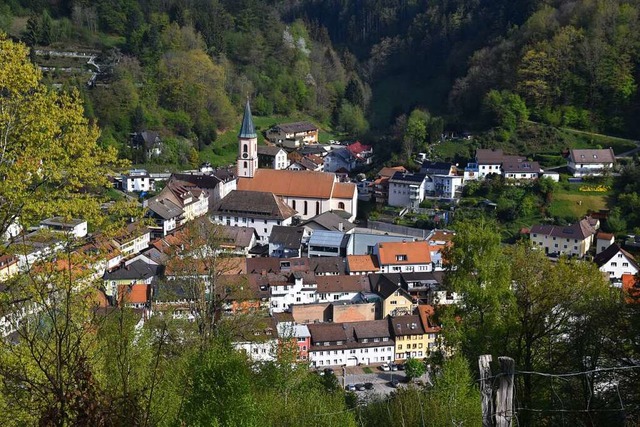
top-left (420, 161), bottom-right (453, 175)
top-left (276, 121), bottom-right (317, 133)
top-left (389, 171), bottom-right (427, 184)
top-left (389, 315), bottom-right (425, 337)
top-left (238, 100), bottom-right (257, 139)
top-left (257, 146), bottom-right (285, 156)
top-left (569, 148), bottom-right (615, 164)
top-left (530, 218), bottom-right (596, 240)
top-left (502, 160), bottom-right (541, 174)
top-left (147, 198), bottom-right (184, 220)
top-left (219, 225), bottom-right (257, 248)
top-left (103, 260), bottom-right (160, 281)
top-left (302, 211), bottom-right (355, 232)
top-left (213, 190), bottom-right (297, 220)
top-left (269, 226), bottom-right (304, 248)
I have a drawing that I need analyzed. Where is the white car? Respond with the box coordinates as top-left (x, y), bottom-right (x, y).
top-left (380, 363), bottom-right (391, 372)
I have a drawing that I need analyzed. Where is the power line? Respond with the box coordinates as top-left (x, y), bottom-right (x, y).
top-left (516, 365), bottom-right (640, 378)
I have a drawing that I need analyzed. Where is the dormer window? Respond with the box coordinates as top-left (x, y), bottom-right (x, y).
top-left (396, 254), bottom-right (407, 261)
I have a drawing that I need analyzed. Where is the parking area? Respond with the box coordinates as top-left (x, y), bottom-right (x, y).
top-left (334, 365), bottom-right (410, 397)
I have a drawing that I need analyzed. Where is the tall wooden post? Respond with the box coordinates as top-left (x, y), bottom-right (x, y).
top-left (479, 355), bottom-right (493, 427)
top-left (495, 357), bottom-right (515, 427)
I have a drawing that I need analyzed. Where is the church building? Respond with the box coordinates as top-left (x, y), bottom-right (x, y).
top-left (236, 101), bottom-right (358, 221)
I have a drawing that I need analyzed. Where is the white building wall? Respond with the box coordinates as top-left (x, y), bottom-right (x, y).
top-left (123, 173), bottom-right (152, 192)
top-left (213, 215), bottom-right (291, 243)
top-left (478, 163), bottom-right (502, 179)
top-left (380, 263), bottom-right (432, 274)
top-left (530, 234), bottom-right (590, 257)
top-left (310, 343), bottom-right (395, 367)
top-left (234, 340), bottom-right (277, 362)
top-left (269, 279), bottom-right (317, 313)
top-left (568, 161), bottom-right (614, 177)
top-left (388, 181), bottom-right (425, 207)
top-left (599, 253), bottom-right (639, 280)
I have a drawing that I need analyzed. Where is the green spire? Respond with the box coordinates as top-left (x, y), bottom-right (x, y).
top-left (238, 99), bottom-right (257, 139)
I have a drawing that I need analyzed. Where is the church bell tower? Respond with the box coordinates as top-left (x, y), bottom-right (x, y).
top-left (237, 100), bottom-right (258, 178)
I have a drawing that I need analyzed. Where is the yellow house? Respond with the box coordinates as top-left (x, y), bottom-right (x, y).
top-left (389, 314), bottom-right (429, 361)
top-left (373, 274), bottom-right (416, 318)
top-left (418, 304), bottom-right (442, 355)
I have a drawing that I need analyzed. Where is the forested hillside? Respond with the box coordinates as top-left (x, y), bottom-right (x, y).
top-left (2, 0), bottom-right (639, 167)
top-left (291, 0), bottom-right (640, 137)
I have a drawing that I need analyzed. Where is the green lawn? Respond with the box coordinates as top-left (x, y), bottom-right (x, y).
top-left (432, 139), bottom-right (474, 162)
top-left (548, 185), bottom-right (610, 219)
top-left (557, 128), bottom-right (637, 155)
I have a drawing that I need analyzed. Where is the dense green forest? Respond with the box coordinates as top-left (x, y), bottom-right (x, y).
top-left (2, 0), bottom-right (639, 166)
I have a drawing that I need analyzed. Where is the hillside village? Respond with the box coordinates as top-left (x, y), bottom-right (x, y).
top-left (3, 99), bottom-right (639, 385)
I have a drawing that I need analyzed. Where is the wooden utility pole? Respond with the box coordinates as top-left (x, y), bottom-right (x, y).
top-left (479, 355), bottom-right (493, 427)
top-left (495, 357), bottom-right (515, 427)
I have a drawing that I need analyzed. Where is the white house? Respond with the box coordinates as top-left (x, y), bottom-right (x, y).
top-left (146, 199), bottom-right (182, 238)
top-left (530, 217), bottom-right (598, 258)
top-left (594, 243), bottom-right (639, 281)
top-left (266, 121), bottom-right (319, 148)
top-left (324, 148), bottom-right (357, 173)
top-left (567, 148), bottom-right (616, 177)
top-left (111, 222), bottom-right (151, 259)
top-left (464, 149), bottom-right (540, 181)
top-left (432, 175), bottom-right (464, 199)
top-left (122, 169), bottom-right (152, 193)
top-left (315, 274), bottom-right (369, 303)
top-left (39, 217), bottom-right (88, 238)
top-left (375, 241), bottom-right (433, 273)
top-left (388, 171), bottom-right (427, 207)
top-left (268, 272), bottom-right (318, 314)
top-left (596, 232), bottom-right (615, 254)
top-left (212, 190), bottom-right (297, 244)
top-left (307, 321), bottom-right (395, 367)
top-left (257, 146), bottom-right (290, 170)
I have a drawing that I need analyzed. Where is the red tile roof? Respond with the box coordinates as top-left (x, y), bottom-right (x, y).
top-left (377, 241), bottom-right (431, 265)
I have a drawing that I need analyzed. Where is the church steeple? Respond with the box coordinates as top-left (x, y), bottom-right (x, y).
top-left (239, 100), bottom-right (257, 139)
top-left (237, 99), bottom-right (258, 178)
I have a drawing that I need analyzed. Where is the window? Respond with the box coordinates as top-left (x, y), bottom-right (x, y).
top-left (304, 201), bottom-right (308, 216)
top-left (316, 201), bottom-right (320, 215)
top-left (333, 295), bottom-right (339, 300)
top-left (396, 254), bottom-right (407, 261)
top-left (338, 202), bottom-right (345, 210)
top-left (623, 262), bottom-right (629, 267)
top-left (243, 144), bottom-right (248, 153)
top-left (398, 345), bottom-right (402, 350)
top-left (390, 300), bottom-right (397, 305)
top-left (244, 161), bottom-right (248, 169)
top-left (292, 200), bottom-right (296, 210)
top-left (612, 262), bottom-right (617, 267)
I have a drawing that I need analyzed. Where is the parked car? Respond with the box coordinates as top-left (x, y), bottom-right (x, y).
top-left (397, 363), bottom-right (405, 371)
top-left (364, 382), bottom-right (374, 390)
top-left (390, 363), bottom-right (398, 371)
top-left (324, 368), bottom-right (334, 376)
top-left (355, 383), bottom-right (366, 391)
top-left (346, 384), bottom-right (356, 391)
top-left (380, 363), bottom-right (391, 371)
top-left (389, 379), bottom-right (400, 388)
